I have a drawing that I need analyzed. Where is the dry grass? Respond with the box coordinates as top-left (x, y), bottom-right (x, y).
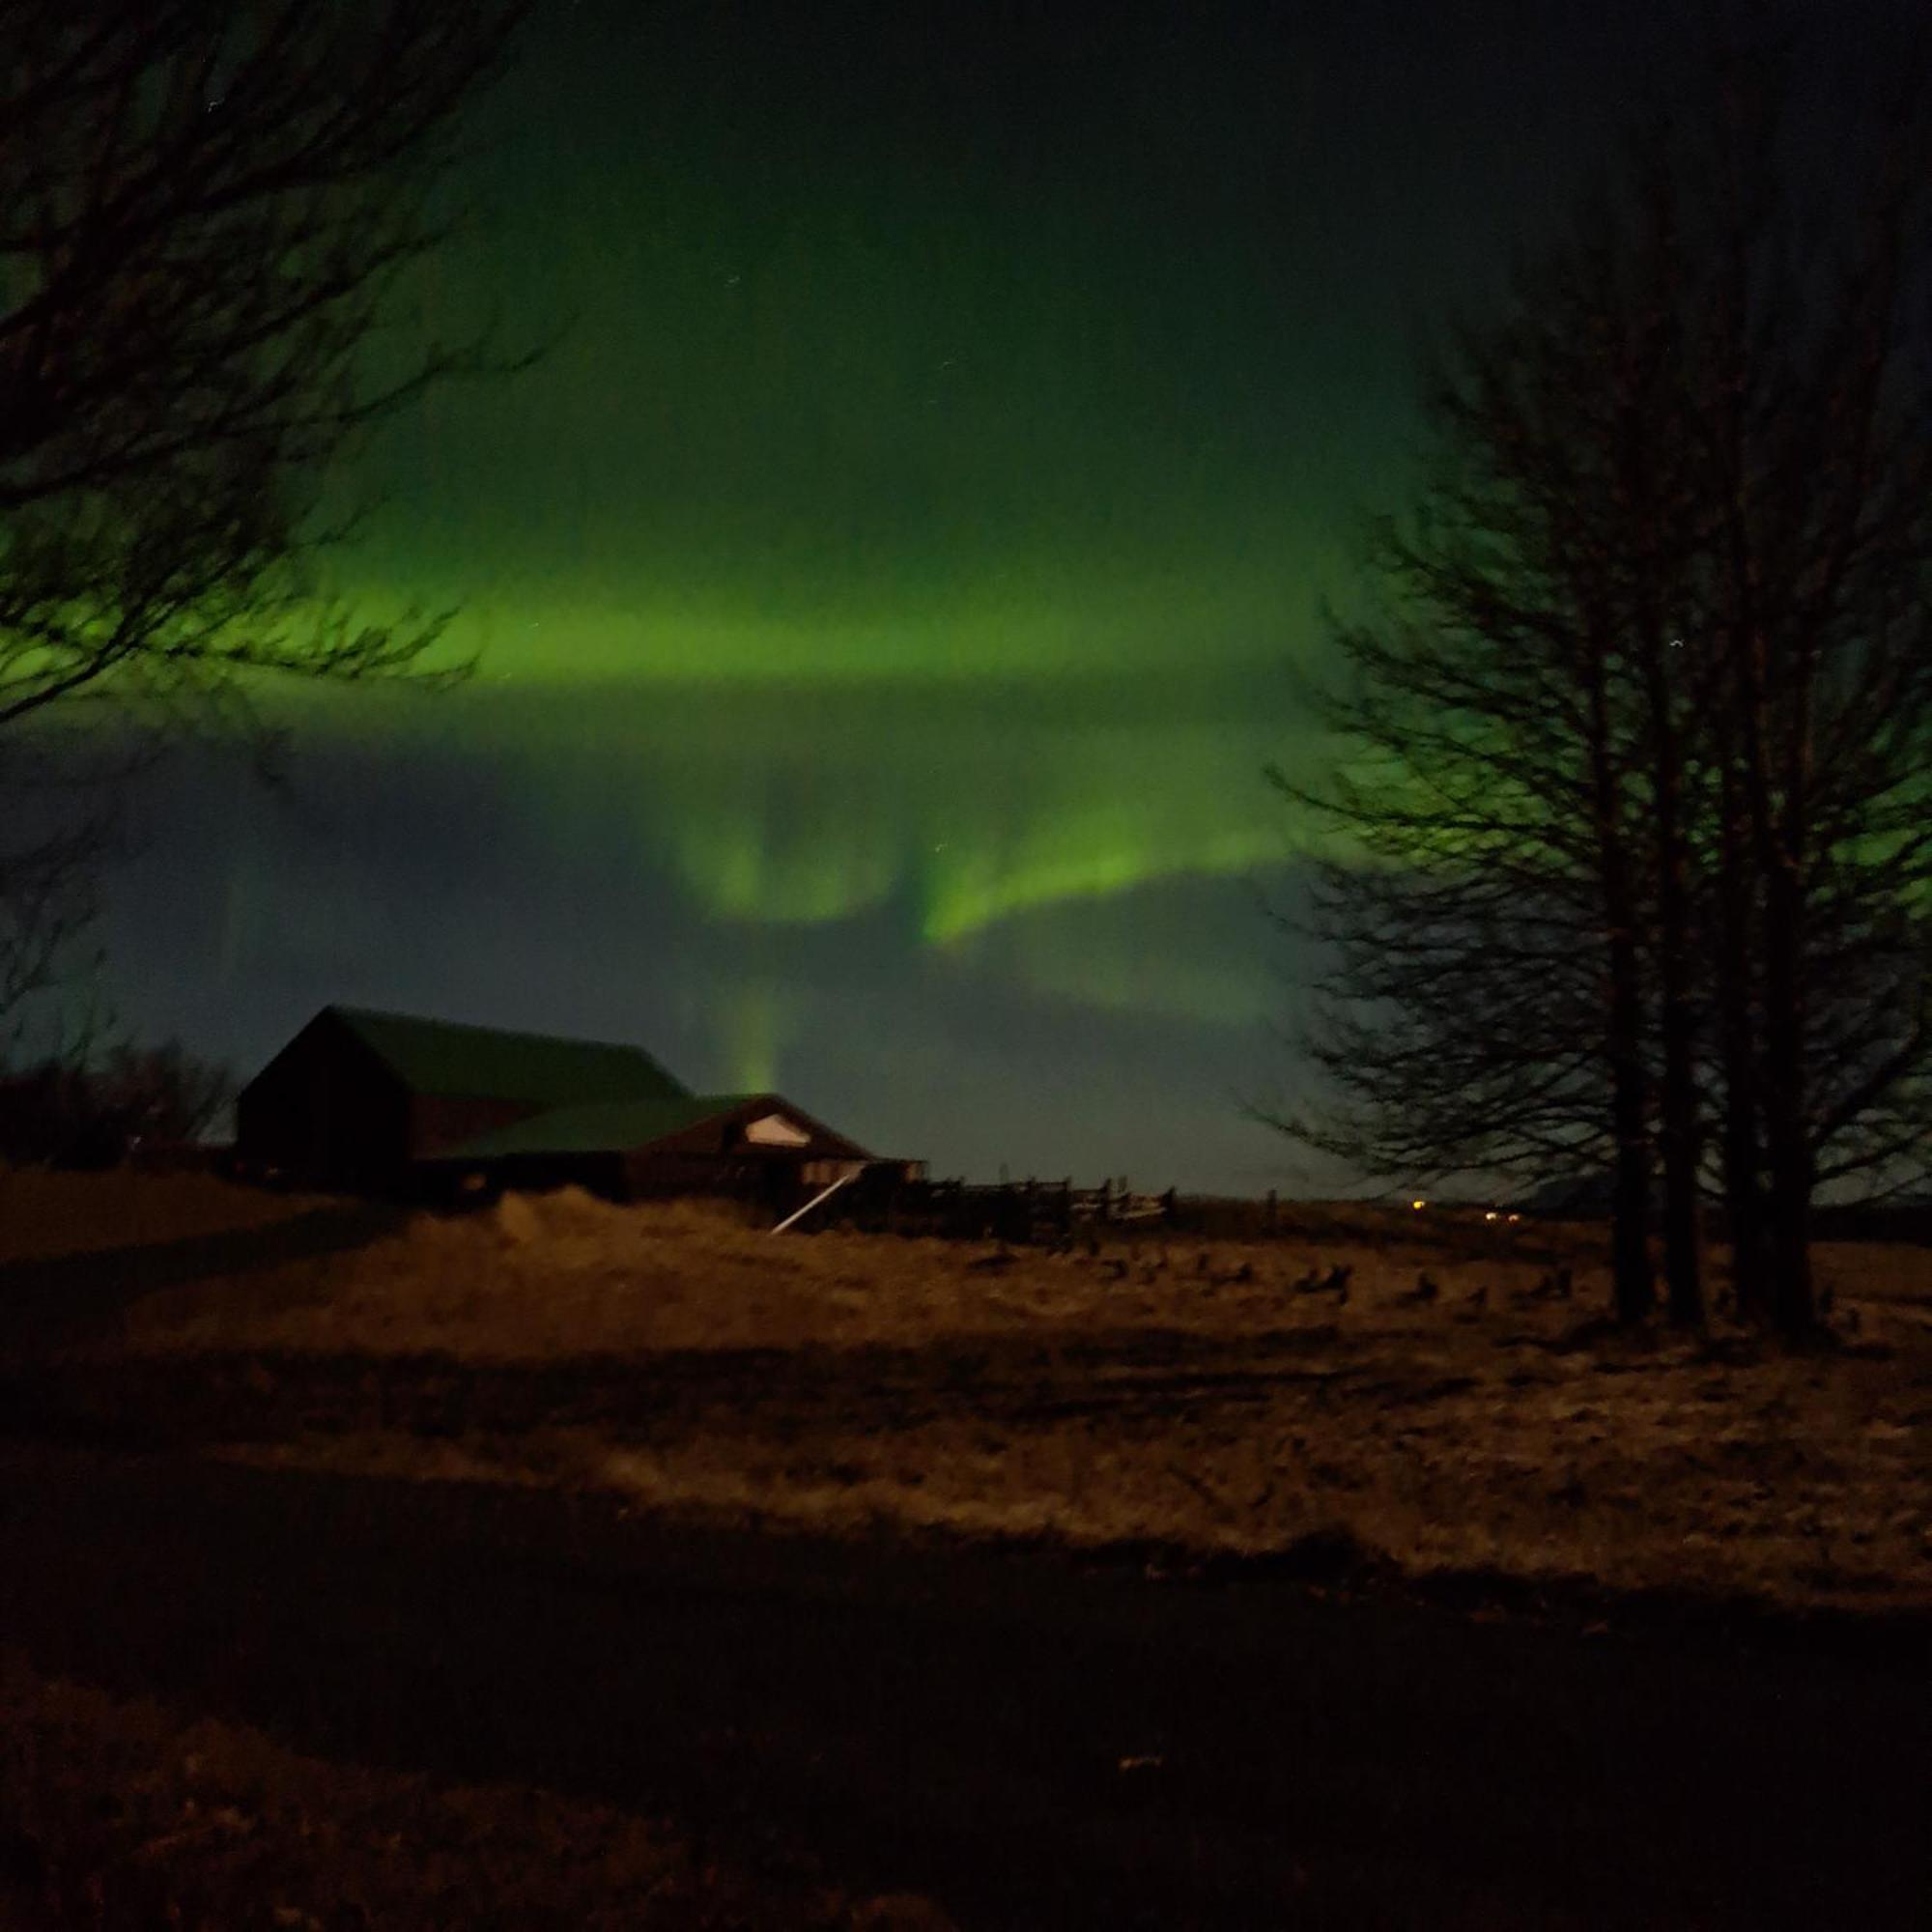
top-left (15, 1179), bottom-right (1932, 1617)
top-left (0, 1644), bottom-right (953, 1931)
top-left (0, 1163), bottom-right (330, 1265)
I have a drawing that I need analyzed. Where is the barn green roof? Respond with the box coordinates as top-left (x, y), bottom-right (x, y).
top-left (327, 1007), bottom-right (691, 1107)
top-left (437, 1094), bottom-right (756, 1160)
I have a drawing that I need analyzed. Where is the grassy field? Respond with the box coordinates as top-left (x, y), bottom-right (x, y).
top-left (9, 1168), bottom-right (1930, 1619)
top-left (4, 1168), bottom-right (1929, 1927)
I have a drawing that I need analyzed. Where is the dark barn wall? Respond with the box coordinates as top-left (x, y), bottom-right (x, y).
top-left (623, 1150), bottom-right (774, 1202)
top-left (235, 1016), bottom-right (409, 1188)
top-left (409, 1094), bottom-right (538, 1161)
top-left (496, 1152), bottom-right (628, 1199)
top-left (422, 1151), bottom-right (629, 1205)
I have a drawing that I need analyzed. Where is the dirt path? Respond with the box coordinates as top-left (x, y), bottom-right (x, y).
top-left (2, 1444), bottom-right (1927, 1928)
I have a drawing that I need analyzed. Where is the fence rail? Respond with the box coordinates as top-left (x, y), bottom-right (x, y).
top-left (816, 1173), bottom-right (1179, 1241)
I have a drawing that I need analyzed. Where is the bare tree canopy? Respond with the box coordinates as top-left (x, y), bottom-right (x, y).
top-left (0, 0), bottom-right (530, 736)
top-left (1269, 27), bottom-right (1932, 1334)
top-left (0, 1034), bottom-right (234, 1165)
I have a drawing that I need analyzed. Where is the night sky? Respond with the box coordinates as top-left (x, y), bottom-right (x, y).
top-left (85, 1), bottom-right (1868, 1191)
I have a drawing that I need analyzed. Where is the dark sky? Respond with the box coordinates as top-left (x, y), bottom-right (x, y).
top-left (88, 0), bottom-right (1889, 1192)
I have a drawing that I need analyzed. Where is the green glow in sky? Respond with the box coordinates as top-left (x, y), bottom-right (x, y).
top-left (302, 6), bottom-right (1471, 1011)
top-left (717, 976), bottom-right (788, 1094)
top-left (151, 1), bottom-right (1693, 1186)
top-left (918, 817), bottom-right (1288, 945)
top-left (365, 673), bottom-right (1321, 962)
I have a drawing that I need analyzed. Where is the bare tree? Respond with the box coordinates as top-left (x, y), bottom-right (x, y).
top-left (1682, 43), bottom-right (1932, 1327)
top-left (0, 2), bottom-right (531, 1028)
top-left (1264, 530), bottom-right (1662, 1321)
top-left (0, 2), bottom-right (532, 722)
top-left (0, 1034), bottom-right (235, 1165)
top-left (1264, 173), bottom-right (1709, 1326)
top-left (0, 733), bottom-right (115, 1039)
top-left (1270, 30), bottom-right (1932, 1337)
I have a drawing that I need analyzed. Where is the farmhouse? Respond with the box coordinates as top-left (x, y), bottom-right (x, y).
top-left (234, 1006), bottom-right (919, 1206)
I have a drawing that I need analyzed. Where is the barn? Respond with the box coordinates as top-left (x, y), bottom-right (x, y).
top-left (234, 1006), bottom-right (919, 1207)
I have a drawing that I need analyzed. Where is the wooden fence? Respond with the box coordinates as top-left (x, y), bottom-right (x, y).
top-left (823, 1173), bottom-right (1179, 1242)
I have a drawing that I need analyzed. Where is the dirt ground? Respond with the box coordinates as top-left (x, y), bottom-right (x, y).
top-left (3, 1169), bottom-right (1930, 1930)
top-left (8, 1169), bottom-right (1929, 1618)
top-left (0, 1639), bottom-right (952, 1932)
top-left (6, 1441), bottom-right (1929, 1931)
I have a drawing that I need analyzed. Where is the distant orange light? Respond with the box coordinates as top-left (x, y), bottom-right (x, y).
top-left (1484, 1209), bottom-right (1499, 1222)
top-left (1506, 1212), bottom-right (1521, 1224)
top-left (1411, 1198), bottom-right (1427, 1210)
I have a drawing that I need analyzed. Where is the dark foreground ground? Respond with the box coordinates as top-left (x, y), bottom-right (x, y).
top-left (1, 1443), bottom-right (1927, 1929)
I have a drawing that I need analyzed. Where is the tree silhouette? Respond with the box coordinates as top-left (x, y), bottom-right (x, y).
top-left (1683, 44), bottom-right (1932, 1324)
top-left (1271, 29), bottom-right (1932, 1335)
top-left (0, 2), bottom-right (529, 727)
top-left (0, 1036), bottom-right (234, 1166)
top-left (0, 1), bottom-right (531, 1028)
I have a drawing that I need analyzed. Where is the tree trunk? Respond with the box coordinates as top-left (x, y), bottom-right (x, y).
top-left (1589, 633), bottom-right (1658, 1325)
top-left (1657, 926), bottom-right (1705, 1323)
top-left (1604, 849), bottom-right (1658, 1324)
top-left (1760, 864), bottom-right (1817, 1331)
top-left (1646, 651), bottom-right (1705, 1326)
top-left (1715, 755), bottom-right (1772, 1319)
top-left (1719, 1075), bottom-right (1773, 1321)
top-left (1608, 991), bottom-right (1657, 1325)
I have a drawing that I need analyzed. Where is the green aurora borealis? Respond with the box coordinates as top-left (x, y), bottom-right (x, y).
top-left (100, 0), bottom-right (1706, 1187)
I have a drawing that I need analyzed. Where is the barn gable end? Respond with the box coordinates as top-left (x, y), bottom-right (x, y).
top-left (234, 1009), bottom-right (411, 1188)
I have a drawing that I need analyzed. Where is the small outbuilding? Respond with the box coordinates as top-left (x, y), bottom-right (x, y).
top-left (234, 1005), bottom-right (918, 1207)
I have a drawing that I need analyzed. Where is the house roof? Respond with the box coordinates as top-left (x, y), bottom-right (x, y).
top-left (437, 1094), bottom-right (753, 1160)
top-left (326, 1006), bottom-right (691, 1107)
